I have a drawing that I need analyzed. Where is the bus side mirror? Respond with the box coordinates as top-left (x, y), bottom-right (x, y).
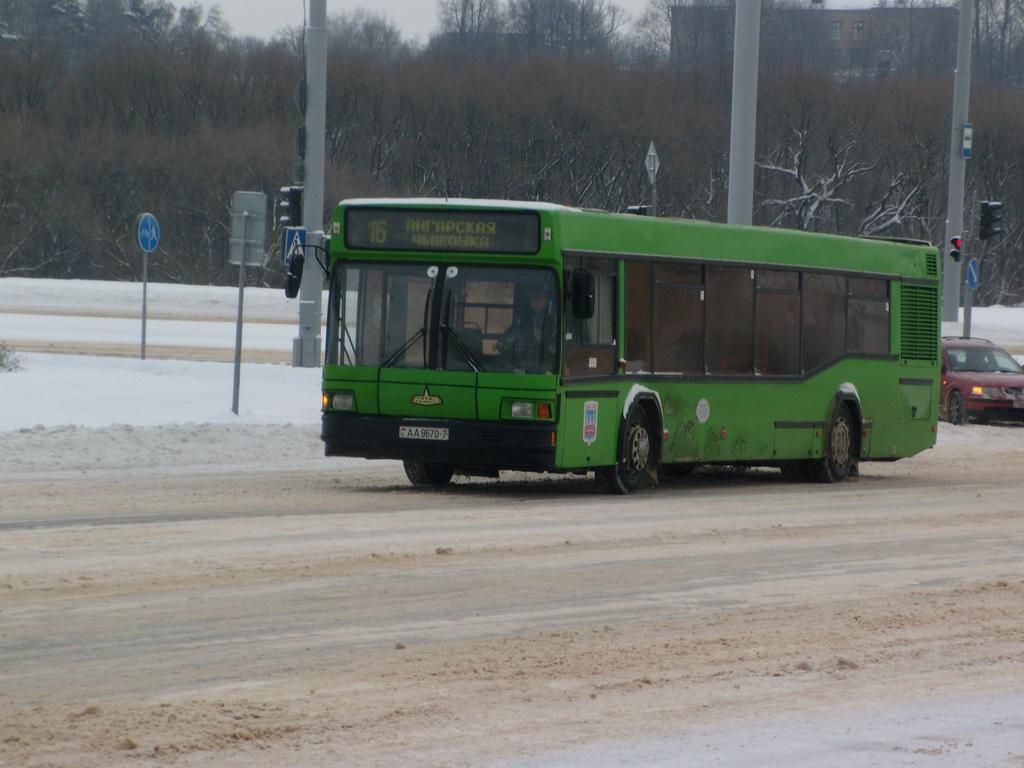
top-left (284, 253), bottom-right (305, 299)
top-left (570, 269), bottom-right (595, 319)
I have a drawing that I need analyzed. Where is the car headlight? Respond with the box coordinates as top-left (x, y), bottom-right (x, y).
top-left (970, 386), bottom-right (1002, 399)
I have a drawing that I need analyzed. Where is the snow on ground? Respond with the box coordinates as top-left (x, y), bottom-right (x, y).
top-left (3, 312), bottom-right (297, 351)
top-left (0, 279), bottom-right (357, 479)
top-left (0, 277), bottom-right (312, 322)
top-left (942, 306), bottom-right (1024, 349)
top-left (0, 352), bottom-right (359, 479)
top-left (1, 353), bottom-right (318, 431)
top-left (495, 690), bottom-right (1024, 768)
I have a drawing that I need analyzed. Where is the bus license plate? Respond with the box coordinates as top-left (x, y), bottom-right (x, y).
top-left (399, 425), bottom-right (449, 441)
top-left (1015, 399), bottom-right (1024, 410)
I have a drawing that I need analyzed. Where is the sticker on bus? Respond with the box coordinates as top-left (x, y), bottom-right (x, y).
top-left (583, 401), bottom-right (599, 445)
top-left (696, 399), bottom-right (711, 424)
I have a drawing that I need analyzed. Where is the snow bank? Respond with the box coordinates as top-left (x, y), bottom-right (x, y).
top-left (0, 353), bottom-right (319, 432)
top-left (0, 353), bottom-right (392, 479)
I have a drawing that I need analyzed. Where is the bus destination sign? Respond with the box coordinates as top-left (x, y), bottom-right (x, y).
top-left (345, 208), bottom-right (540, 255)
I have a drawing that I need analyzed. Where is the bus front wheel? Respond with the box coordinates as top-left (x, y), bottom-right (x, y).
top-left (403, 460), bottom-right (455, 487)
top-left (806, 402), bottom-right (854, 483)
top-left (600, 404), bottom-right (657, 495)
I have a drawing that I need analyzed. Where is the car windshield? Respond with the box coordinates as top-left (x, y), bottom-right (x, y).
top-left (325, 262), bottom-right (558, 374)
top-left (946, 346), bottom-right (1022, 374)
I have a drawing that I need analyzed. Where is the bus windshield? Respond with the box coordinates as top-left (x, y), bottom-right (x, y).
top-left (327, 262), bottom-right (559, 374)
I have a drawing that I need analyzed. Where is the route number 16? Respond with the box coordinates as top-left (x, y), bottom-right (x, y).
top-left (369, 220), bottom-right (388, 245)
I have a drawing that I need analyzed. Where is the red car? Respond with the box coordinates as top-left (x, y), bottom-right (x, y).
top-left (941, 337), bottom-right (1024, 424)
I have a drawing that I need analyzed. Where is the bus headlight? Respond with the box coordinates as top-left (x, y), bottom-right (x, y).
top-left (326, 391), bottom-right (355, 411)
top-left (510, 401), bottom-right (535, 419)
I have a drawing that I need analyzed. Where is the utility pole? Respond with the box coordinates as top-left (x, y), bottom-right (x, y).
top-left (942, 0), bottom-right (974, 322)
top-left (727, 0), bottom-right (761, 226)
top-left (294, 0), bottom-right (327, 367)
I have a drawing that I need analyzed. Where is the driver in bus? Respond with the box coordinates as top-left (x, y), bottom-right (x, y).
top-left (496, 280), bottom-right (557, 372)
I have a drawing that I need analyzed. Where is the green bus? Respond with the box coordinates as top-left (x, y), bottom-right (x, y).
top-left (297, 198), bottom-right (940, 493)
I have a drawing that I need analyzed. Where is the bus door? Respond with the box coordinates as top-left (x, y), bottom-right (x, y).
top-left (560, 256), bottom-right (620, 468)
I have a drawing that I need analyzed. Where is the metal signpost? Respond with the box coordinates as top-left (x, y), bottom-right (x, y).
top-left (646, 141), bottom-right (660, 217)
top-left (228, 191), bottom-right (268, 415)
top-left (136, 213), bottom-right (160, 360)
top-left (963, 258), bottom-right (980, 339)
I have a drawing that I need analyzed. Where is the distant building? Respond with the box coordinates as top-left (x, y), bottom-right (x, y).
top-left (670, 3), bottom-right (958, 78)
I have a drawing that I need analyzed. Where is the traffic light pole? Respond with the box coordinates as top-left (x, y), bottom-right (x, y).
top-left (294, 0), bottom-right (327, 368)
top-left (942, 0), bottom-right (974, 322)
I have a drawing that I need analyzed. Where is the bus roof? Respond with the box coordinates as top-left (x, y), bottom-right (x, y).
top-left (339, 197), bottom-right (581, 213)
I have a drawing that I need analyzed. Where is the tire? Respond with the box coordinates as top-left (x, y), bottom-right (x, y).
top-left (947, 390), bottom-right (967, 425)
top-left (806, 402), bottom-right (854, 484)
top-left (601, 404), bottom-right (657, 495)
top-left (403, 460), bottom-right (455, 487)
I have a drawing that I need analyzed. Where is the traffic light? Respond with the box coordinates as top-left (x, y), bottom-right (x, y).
top-left (279, 185), bottom-right (303, 227)
top-left (979, 200), bottom-right (1004, 240)
top-left (949, 236), bottom-right (963, 263)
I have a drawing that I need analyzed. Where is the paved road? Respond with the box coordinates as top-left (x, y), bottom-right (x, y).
top-left (2, 445), bottom-right (1023, 767)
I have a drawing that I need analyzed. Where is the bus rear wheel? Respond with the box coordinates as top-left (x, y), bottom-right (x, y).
top-left (600, 404), bottom-right (657, 495)
top-left (403, 460), bottom-right (455, 487)
top-left (806, 402), bottom-right (854, 484)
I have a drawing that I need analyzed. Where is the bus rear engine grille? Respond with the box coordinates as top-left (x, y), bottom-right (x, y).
top-left (900, 284), bottom-right (939, 362)
top-left (925, 254), bottom-right (938, 276)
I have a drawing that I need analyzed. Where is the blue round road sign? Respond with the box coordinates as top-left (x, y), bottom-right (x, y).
top-left (967, 258), bottom-right (980, 291)
top-left (136, 213), bottom-right (160, 254)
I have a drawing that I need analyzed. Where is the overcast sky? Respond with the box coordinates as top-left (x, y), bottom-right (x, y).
top-left (208, 1), bottom-right (644, 42)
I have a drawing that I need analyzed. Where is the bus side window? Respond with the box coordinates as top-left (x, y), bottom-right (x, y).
top-left (625, 261), bottom-right (653, 372)
top-left (706, 266), bottom-right (754, 375)
top-left (803, 272), bottom-right (847, 372)
top-left (847, 277), bottom-right (890, 355)
top-left (652, 262), bottom-right (703, 375)
top-left (755, 269), bottom-right (800, 375)
top-left (565, 257), bottom-right (617, 377)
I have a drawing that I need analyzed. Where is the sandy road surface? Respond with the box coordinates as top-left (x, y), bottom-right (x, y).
top-left (2, 444), bottom-right (1024, 767)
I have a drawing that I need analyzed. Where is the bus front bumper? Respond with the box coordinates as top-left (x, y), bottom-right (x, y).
top-left (322, 413), bottom-right (558, 472)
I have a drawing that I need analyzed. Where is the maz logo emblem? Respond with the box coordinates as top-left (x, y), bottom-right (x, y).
top-left (412, 387), bottom-right (443, 407)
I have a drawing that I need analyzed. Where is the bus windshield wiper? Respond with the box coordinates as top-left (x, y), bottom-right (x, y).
top-left (440, 290), bottom-right (485, 372)
top-left (381, 287), bottom-right (433, 369)
top-left (381, 329), bottom-right (425, 368)
top-left (440, 324), bottom-right (485, 372)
